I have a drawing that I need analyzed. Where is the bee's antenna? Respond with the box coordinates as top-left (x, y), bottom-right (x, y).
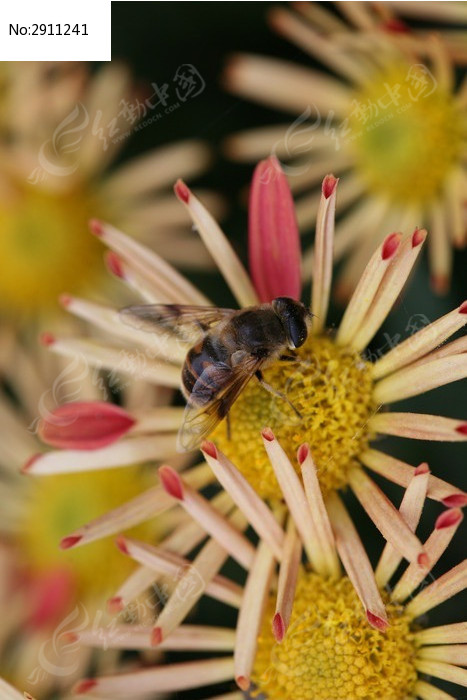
top-left (306, 308), bottom-right (320, 321)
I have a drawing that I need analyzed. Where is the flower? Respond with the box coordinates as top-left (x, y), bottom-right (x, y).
top-left (24, 155), bottom-right (467, 692)
top-left (0, 356), bottom-right (175, 695)
top-left (68, 436), bottom-right (466, 699)
top-left (30, 158), bottom-right (467, 558)
top-left (0, 62), bottom-right (87, 138)
top-left (223, 2), bottom-right (467, 295)
top-left (0, 61), bottom-right (216, 327)
top-left (0, 62), bottom-right (219, 693)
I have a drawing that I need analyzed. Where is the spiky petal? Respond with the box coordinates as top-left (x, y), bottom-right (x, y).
top-left (311, 174), bottom-right (338, 332)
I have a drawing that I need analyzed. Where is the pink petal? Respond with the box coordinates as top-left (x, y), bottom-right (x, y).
top-left (74, 679), bottom-right (98, 694)
top-left (248, 156), bottom-right (301, 302)
top-left (382, 18), bottom-right (411, 34)
top-left (366, 610), bottom-right (389, 632)
top-left (38, 401), bottom-right (135, 450)
top-left (321, 174), bottom-right (338, 199)
top-left (27, 567), bottom-right (76, 629)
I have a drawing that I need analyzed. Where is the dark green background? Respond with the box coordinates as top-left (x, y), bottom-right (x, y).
top-left (109, 4), bottom-right (466, 697)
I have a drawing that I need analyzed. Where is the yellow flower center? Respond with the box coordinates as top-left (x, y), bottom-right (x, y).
top-left (212, 336), bottom-right (376, 500)
top-left (349, 64), bottom-right (465, 203)
top-left (253, 570), bottom-right (418, 700)
top-left (0, 181), bottom-right (104, 319)
top-left (19, 467), bottom-right (160, 603)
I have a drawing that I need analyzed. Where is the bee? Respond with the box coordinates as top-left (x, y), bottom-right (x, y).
top-left (120, 297), bottom-right (312, 451)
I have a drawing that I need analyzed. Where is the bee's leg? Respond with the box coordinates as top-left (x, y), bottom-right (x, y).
top-left (279, 354), bottom-right (298, 362)
top-left (225, 412), bottom-right (232, 441)
top-left (255, 370), bottom-right (302, 419)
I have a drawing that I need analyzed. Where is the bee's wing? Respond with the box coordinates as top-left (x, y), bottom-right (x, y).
top-left (119, 304), bottom-right (235, 344)
top-left (177, 354), bottom-right (262, 452)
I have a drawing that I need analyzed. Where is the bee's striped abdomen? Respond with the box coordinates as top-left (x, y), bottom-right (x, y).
top-left (181, 336), bottom-right (231, 406)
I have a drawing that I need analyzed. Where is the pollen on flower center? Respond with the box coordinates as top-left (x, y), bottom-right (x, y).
top-left (19, 467), bottom-right (159, 601)
top-left (253, 570), bottom-right (418, 700)
top-left (212, 336), bottom-right (376, 500)
top-left (0, 182), bottom-right (104, 318)
top-left (349, 65), bottom-right (464, 203)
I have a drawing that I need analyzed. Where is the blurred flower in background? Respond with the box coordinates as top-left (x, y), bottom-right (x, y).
top-left (0, 354), bottom-right (177, 695)
top-left (67, 439), bottom-right (466, 700)
top-left (0, 62), bottom-right (87, 141)
top-left (0, 59), bottom-right (219, 696)
top-left (0, 60), bottom-right (216, 349)
top-left (224, 1), bottom-right (467, 296)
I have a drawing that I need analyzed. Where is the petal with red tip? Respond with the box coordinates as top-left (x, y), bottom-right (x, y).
top-left (322, 174), bottom-right (338, 199)
top-left (105, 251), bottom-right (125, 279)
top-left (74, 678), bottom-right (98, 694)
top-left (201, 439), bottom-right (217, 459)
top-left (248, 156), bottom-right (301, 302)
top-left (28, 568), bottom-right (76, 629)
top-left (38, 401), bottom-right (135, 450)
top-left (151, 627), bottom-right (163, 646)
top-left (88, 219), bottom-right (103, 236)
top-left (272, 612), bottom-right (285, 642)
top-left (381, 232), bottom-right (401, 260)
top-left (174, 178), bottom-right (190, 204)
top-left (115, 536), bottom-right (130, 555)
top-left (107, 596), bottom-right (124, 614)
top-left (60, 535), bottom-right (83, 550)
top-left (383, 18), bottom-right (410, 33)
top-left (442, 493), bottom-right (467, 507)
top-left (412, 227), bottom-right (426, 247)
top-left (436, 508), bottom-right (463, 530)
top-left (159, 465), bottom-right (184, 500)
top-left (40, 332), bottom-right (55, 347)
top-left (366, 611), bottom-right (389, 632)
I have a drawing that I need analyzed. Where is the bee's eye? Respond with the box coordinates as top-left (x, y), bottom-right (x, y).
top-left (272, 297), bottom-right (309, 348)
top-left (287, 319), bottom-right (307, 348)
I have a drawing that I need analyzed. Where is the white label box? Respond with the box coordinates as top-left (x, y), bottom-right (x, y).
top-left (0, 0), bottom-right (111, 61)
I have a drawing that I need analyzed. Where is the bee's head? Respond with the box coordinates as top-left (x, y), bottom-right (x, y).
top-left (272, 297), bottom-right (312, 349)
